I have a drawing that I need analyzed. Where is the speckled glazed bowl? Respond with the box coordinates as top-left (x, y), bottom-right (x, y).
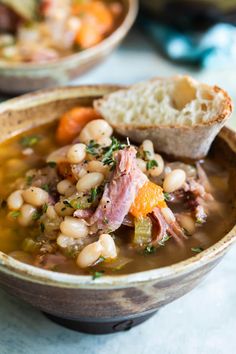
top-left (0, 86), bottom-right (235, 334)
top-left (0, 0), bottom-right (138, 95)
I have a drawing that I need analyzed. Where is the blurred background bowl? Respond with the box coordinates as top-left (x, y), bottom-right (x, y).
top-left (0, 0), bottom-right (138, 95)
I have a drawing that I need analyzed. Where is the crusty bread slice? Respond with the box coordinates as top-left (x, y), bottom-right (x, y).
top-left (94, 76), bottom-right (232, 159)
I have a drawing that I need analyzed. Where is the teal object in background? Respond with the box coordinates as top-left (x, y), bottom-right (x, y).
top-left (141, 19), bottom-right (236, 68)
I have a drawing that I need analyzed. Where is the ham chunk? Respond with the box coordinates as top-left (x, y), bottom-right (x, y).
top-left (90, 147), bottom-right (147, 233)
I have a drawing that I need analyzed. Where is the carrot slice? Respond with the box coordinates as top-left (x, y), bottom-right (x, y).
top-left (76, 22), bottom-right (103, 49)
top-left (87, 1), bottom-right (114, 34)
top-left (56, 107), bottom-right (101, 145)
top-left (130, 181), bottom-right (166, 218)
top-left (73, 1), bottom-right (114, 35)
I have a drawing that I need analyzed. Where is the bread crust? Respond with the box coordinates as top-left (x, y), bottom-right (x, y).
top-left (94, 76), bottom-right (233, 159)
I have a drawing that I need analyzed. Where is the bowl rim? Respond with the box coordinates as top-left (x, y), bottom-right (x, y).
top-left (0, 0), bottom-right (138, 70)
top-left (0, 84), bottom-right (235, 289)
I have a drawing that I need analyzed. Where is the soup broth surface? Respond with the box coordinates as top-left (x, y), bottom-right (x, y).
top-left (0, 123), bottom-right (235, 276)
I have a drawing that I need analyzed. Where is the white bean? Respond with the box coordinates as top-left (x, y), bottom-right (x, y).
top-left (46, 205), bottom-right (57, 219)
top-left (164, 166), bottom-right (172, 176)
top-left (161, 207), bottom-right (176, 223)
top-left (77, 167), bottom-right (88, 178)
top-left (18, 204), bottom-right (37, 226)
top-left (136, 158), bottom-right (146, 172)
top-left (54, 201), bottom-right (74, 216)
top-left (77, 241), bottom-right (103, 268)
top-left (79, 119), bottom-right (113, 143)
top-left (87, 160), bottom-right (108, 175)
top-left (67, 143), bottom-right (86, 164)
top-left (22, 187), bottom-right (49, 207)
top-left (163, 169), bottom-right (186, 193)
top-left (99, 234), bottom-right (117, 259)
top-left (149, 154), bottom-right (164, 177)
top-left (76, 172), bottom-right (104, 192)
top-left (177, 214), bottom-right (196, 235)
top-left (57, 233), bottom-right (76, 248)
top-left (22, 148), bottom-right (34, 156)
top-left (7, 190), bottom-right (24, 210)
top-left (142, 140), bottom-right (154, 158)
top-left (97, 136), bottom-right (112, 147)
top-left (60, 216), bottom-right (88, 238)
top-left (57, 179), bottom-right (76, 197)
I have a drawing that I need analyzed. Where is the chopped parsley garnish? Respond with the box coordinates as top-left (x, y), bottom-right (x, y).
top-left (47, 161), bottom-right (57, 168)
top-left (102, 137), bottom-right (126, 168)
top-left (146, 159), bottom-right (158, 170)
top-left (20, 135), bottom-right (41, 148)
top-left (191, 247), bottom-right (204, 253)
top-left (42, 184), bottom-right (49, 192)
top-left (26, 175), bottom-right (34, 186)
top-left (63, 200), bottom-right (73, 208)
top-left (92, 270), bottom-right (104, 280)
top-left (102, 155), bottom-right (116, 169)
top-left (158, 234), bottom-right (171, 246)
top-left (164, 192), bottom-right (171, 201)
top-left (32, 210), bottom-right (42, 220)
top-left (144, 245), bottom-right (156, 254)
top-left (86, 140), bottom-right (100, 156)
top-left (143, 150), bottom-right (151, 160)
top-left (40, 223), bottom-right (45, 233)
top-left (9, 210), bottom-right (21, 218)
top-left (42, 203), bottom-right (48, 213)
top-left (88, 187), bottom-right (99, 203)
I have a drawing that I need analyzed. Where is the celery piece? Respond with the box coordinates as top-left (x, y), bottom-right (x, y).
top-left (133, 216), bottom-right (153, 246)
top-left (22, 238), bottom-right (40, 254)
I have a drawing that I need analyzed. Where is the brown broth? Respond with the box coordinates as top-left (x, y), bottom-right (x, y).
top-left (0, 123), bottom-right (235, 276)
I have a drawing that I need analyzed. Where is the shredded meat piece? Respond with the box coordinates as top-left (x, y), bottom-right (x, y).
top-left (25, 166), bottom-right (60, 203)
top-left (168, 163), bottom-right (213, 224)
top-left (27, 166), bottom-right (59, 189)
top-left (152, 207), bottom-right (187, 246)
top-left (0, 4), bottom-right (21, 32)
top-left (34, 253), bottom-right (68, 270)
top-left (90, 147), bottom-right (147, 233)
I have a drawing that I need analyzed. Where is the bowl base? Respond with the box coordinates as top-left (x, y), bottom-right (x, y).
top-left (44, 309), bottom-right (158, 334)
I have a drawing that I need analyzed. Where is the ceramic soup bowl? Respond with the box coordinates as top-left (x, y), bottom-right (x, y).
top-left (0, 86), bottom-right (235, 334)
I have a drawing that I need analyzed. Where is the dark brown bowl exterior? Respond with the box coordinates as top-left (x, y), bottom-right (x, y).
top-left (0, 0), bottom-right (138, 95)
top-left (0, 86), bottom-right (235, 334)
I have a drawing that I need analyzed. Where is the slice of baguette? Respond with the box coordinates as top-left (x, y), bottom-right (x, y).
top-left (94, 76), bottom-right (232, 159)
